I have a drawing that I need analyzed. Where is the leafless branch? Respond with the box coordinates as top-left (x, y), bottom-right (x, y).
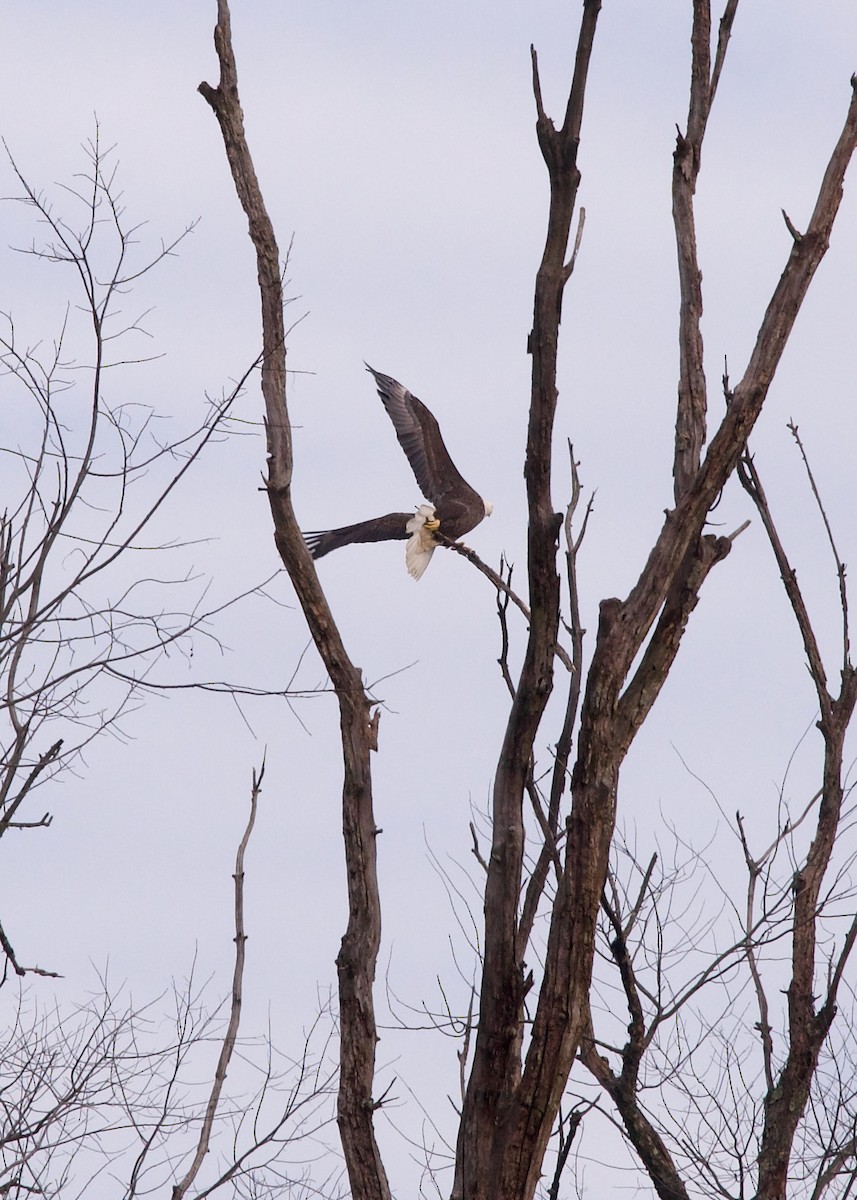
top-left (442, 538), bottom-right (575, 674)
top-left (171, 763), bottom-right (261, 1200)
top-left (787, 421), bottom-right (851, 670)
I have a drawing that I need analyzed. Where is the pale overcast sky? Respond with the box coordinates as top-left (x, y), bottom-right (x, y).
top-left (1, 3), bottom-right (855, 1195)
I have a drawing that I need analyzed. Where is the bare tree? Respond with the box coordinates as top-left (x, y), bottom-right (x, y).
top-left (196, 3), bottom-right (857, 1199)
top-left (0, 133), bottom-right (279, 978)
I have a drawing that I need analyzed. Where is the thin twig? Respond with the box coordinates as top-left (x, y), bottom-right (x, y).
top-left (788, 421), bottom-right (851, 669)
top-left (736, 811), bottom-right (774, 1092)
top-left (171, 762), bottom-right (262, 1200)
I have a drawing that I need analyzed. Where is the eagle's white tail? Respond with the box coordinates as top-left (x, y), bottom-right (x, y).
top-left (405, 505), bottom-right (438, 580)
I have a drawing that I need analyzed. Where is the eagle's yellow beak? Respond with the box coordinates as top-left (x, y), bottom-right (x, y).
top-left (425, 517), bottom-right (441, 531)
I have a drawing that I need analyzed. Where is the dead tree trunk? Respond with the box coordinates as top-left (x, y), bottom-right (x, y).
top-left (200, 7), bottom-right (390, 1198)
top-left (452, 6), bottom-right (601, 1196)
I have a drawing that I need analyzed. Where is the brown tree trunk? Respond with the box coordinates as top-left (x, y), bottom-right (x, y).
top-left (452, 7), bottom-right (601, 1197)
top-left (199, 7), bottom-right (390, 1198)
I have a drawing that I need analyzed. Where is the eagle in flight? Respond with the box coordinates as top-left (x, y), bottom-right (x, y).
top-left (304, 366), bottom-right (492, 579)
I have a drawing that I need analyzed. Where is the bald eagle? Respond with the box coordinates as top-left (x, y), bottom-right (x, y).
top-left (304, 366), bottom-right (492, 579)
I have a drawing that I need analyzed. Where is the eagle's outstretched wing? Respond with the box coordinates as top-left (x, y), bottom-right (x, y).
top-left (304, 512), bottom-right (414, 560)
top-left (365, 365), bottom-right (485, 535)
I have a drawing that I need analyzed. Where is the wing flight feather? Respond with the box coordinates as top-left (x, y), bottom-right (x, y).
top-left (304, 512), bottom-right (414, 559)
top-left (365, 365), bottom-right (482, 513)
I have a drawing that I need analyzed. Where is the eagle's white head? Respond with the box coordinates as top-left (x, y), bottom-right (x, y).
top-left (483, 499), bottom-right (494, 517)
